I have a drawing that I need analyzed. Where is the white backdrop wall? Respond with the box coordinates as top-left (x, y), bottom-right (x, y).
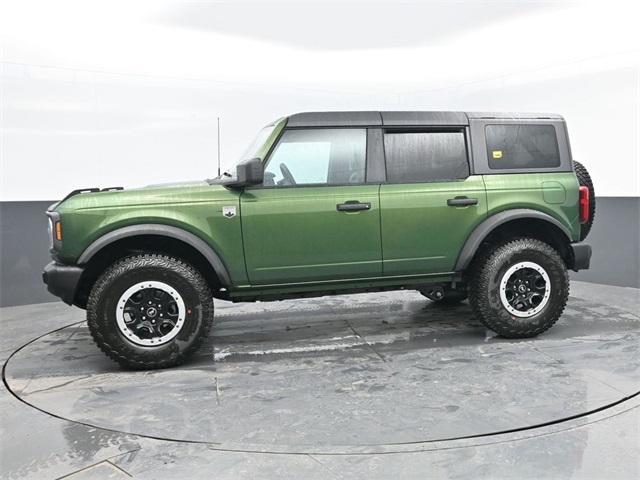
top-left (1, 0), bottom-right (639, 200)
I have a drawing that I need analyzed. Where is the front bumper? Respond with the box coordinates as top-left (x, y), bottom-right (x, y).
top-left (571, 242), bottom-right (592, 271)
top-left (43, 262), bottom-right (83, 305)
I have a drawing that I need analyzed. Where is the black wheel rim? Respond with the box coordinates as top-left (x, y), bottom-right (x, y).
top-left (500, 262), bottom-right (551, 318)
top-left (116, 281), bottom-right (186, 346)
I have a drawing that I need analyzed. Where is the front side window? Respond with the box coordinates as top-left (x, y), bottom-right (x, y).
top-left (384, 131), bottom-right (469, 183)
top-left (263, 129), bottom-right (366, 186)
top-left (486, 124), bottom-right (560, 169)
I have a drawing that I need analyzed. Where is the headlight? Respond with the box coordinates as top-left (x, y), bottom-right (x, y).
top-left (46, 212), bottom-right (62, 251)
top-left (47, 217), bottom-right (54, 250)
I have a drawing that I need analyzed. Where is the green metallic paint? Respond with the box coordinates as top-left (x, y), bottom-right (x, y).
top-left (240, 185), bottom-right (382, 284)
top-left (52, 119), bottom-right (290, 287)
top-left (55, 182), bottom-right (247, 283)
top-left (50, 117), bottom-right (581, 303)
top-left (482, 172), bottom-right (581, 241)
top-left (541, 181), bottom-right (567, 204)
top-left (379, 176), bottom-right (488, 275)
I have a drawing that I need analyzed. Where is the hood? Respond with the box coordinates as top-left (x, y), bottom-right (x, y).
top-left (142, 179), bottom-right (210, 189)
top-left (54, 179), bottom-right (230, 212)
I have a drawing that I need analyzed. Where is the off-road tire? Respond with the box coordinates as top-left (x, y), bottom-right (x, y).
top-left (573, 160), bottom-right (595, 241)
top-left (468, 238), bottom-right (569, 338)
top-left (87, 254), bottom-right (213, 369)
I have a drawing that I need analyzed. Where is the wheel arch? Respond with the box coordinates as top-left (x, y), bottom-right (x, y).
top-left (73, 224), bottom-right (232, 308)
top-left (455, 209), bottom-right (574, 272)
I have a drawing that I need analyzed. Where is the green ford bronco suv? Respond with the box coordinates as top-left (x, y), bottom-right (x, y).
top-left (43, 111), bottom-right (595, 369)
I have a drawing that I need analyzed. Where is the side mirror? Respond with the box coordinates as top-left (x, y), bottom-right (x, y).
top-left (225, 157), bottom-right (263, 188)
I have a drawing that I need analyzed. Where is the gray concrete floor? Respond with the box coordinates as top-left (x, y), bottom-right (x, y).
top-left (1, 281), bottom-right (639, 479)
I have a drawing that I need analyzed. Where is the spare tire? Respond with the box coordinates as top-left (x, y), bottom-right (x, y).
top-left (573, 160), bottom-right (596, 241)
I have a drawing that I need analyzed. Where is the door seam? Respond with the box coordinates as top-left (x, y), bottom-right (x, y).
top-left (377, 183), bottom-right (385, 276)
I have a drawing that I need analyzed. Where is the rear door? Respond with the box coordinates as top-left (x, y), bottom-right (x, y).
top-left (379, 128), bottom-right (487, 276)
top-left (240, 128), bottom-right (382, 284)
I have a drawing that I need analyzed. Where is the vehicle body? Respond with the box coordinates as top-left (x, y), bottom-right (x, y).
top-left (43, 111), bottom-right (594, 368)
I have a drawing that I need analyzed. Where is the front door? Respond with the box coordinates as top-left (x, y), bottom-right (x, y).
top-left (379, 129), bottom-right (488, 275)
top-left (241, 127), bottom-right (382, 285)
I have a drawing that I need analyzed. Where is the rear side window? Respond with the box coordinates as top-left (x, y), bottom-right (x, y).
top-left (384, 131), bottom-right (469, 183)
top-left (486, 124), bottom-right (560, 169)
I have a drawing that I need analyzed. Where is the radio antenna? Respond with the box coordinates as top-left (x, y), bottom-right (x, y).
top-left (217, 117), bottom-right (221, 177)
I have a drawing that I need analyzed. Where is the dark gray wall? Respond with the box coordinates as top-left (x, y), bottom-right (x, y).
top-left (0, 198), bottom-right (638, 307)
top-left (1, 202), bottom-right (58, 306)
top-left (572, 197), bottom-right (640, 288)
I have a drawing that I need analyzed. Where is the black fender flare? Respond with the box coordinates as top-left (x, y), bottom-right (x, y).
top-left (77, 224), bottom-right (232, 287)
top-left (454, 209), bottom-right (573, 271)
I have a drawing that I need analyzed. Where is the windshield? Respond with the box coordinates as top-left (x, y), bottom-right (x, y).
top-left (210, 120), bottom-right (282, 182)
top-left (239, 125), bottom-right (276, 163)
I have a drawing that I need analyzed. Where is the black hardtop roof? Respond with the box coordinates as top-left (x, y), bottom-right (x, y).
top-left (286, 111), bottom-right (563, 128)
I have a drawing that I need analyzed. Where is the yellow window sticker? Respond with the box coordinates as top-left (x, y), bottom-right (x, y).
top-left (492, 150), bottom-right (503, 159)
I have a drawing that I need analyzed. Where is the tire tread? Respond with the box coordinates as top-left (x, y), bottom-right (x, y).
top-left (468, 238), bottom-right (569, 338)
top-left (86, 254), bottom-right (213, 369)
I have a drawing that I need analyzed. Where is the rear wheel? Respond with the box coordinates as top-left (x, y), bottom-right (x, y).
top-left (87, 254), bottom-right (213, 369)
top-left (468, 238), bottom-right (569, 338)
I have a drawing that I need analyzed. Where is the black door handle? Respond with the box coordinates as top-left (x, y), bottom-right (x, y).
top-left (337, 201), bottom-right (371, 212)
top-left (447, 197), bottom-right (478, 207)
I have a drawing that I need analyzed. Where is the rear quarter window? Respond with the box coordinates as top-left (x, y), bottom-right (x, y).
top-left (486, 124), bottom-right (560, 170)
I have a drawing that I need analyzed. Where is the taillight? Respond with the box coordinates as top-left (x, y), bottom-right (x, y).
top-left (579, 186), bottom-right (590, 224)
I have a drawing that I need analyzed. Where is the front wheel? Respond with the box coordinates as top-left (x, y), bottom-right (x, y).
top-left (87, 254), bottom-right (214, 369)
top-left (468, 238), bottom-right (569, 338)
